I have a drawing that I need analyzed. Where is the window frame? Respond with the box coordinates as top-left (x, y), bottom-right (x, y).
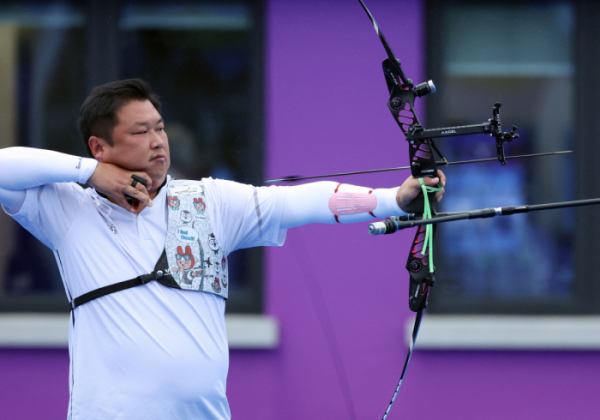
top-left (424, 0), bottom-right (600, 316)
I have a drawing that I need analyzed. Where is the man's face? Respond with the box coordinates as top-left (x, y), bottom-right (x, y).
top-left (99, 100), bottom-right (170, 192)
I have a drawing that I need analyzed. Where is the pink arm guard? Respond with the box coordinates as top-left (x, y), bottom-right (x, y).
top-left (280, 181), bottom-right (403, 229)
top-left (328, 183), bottom-right (377, 223)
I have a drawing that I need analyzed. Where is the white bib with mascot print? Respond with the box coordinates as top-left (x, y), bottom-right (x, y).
top-left (165, 179), bottom-right (228, 298)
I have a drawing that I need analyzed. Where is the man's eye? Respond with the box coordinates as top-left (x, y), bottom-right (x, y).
top-left (135, 131), bottom-right (147, 135)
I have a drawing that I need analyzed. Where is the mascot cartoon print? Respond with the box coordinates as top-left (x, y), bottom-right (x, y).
top-left (194, 197), bottom-right (206, 215)
top-left (212, 278), bottom-right (222, 293)
top-left (171, 245), bottom-right (203, 287)
top-left (208, 233), bottom-right (220, 256)
top-left (221, 256), bottom-right (228, 288)
top-left (180, 209), bottom-right (193, 225)
top-left (168, 195), bottom-right (180, 211)
top-left (194, 196), bottom-right (208, 222)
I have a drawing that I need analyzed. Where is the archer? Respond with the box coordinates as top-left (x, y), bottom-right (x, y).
top-left (0, 78), bottom-right (445, 419)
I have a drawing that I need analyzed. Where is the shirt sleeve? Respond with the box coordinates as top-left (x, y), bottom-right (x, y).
top-left (4, 183), bottom-right (87, 250)
top-left (0, 146), bottom-right (97, 218)
top-left (279, 181), bottom-right (404, 228)
top-left (202, 178), bottom-right (287, 253)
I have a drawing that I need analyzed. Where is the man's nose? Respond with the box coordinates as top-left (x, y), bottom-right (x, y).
top-left (151, 130), bottom-right (165, 148)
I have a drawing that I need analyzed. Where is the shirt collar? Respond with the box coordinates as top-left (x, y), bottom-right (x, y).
top-left (92, 175), bottom-right (169, 213)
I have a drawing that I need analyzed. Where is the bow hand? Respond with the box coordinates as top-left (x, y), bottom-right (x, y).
top-left (397, 170), bottom-right (446, 213)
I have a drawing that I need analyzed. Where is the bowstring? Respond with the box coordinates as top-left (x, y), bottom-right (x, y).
top-left (290, 231), bottom-right (358, 420)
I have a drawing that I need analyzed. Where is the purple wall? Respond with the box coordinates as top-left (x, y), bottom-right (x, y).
top-left (2, 1), bottom-right (600, 419)
top-left (0, 349), bottom-right (69, 420)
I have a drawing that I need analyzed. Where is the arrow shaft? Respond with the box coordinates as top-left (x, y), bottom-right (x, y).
top-left (265, 150), bottom-right (572, 183)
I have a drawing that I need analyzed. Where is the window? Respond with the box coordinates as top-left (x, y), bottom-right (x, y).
top-left (0, 0), bottom-right (264, 313)
top-left (423, 0), bottom-right (600, 315)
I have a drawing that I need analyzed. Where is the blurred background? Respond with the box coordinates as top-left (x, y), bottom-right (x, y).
top-left (1, 0), bottom-right (600, 419)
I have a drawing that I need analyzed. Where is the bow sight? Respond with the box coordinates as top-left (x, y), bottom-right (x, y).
top-left (378, 42), bottom-right (519, 180)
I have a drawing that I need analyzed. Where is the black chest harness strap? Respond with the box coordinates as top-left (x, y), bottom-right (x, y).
top-left (71, 250), bottom-right (179, 309)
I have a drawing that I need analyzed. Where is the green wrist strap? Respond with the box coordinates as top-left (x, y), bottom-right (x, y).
top-left (418, 178), bottom-right (443, 273)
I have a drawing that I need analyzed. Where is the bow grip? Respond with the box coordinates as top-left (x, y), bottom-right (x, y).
top-left (404, 181), bottom-right (441, 214)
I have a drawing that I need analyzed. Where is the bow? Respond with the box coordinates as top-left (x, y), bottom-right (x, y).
top-left (355, 2), bottom-right (600, 419)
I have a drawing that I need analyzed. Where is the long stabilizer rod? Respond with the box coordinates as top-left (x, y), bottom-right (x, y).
top-left (369, 197), bottom-right (600, 235)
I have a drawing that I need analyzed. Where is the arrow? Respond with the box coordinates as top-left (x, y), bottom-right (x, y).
top-left (265, 150), bottom-right (572, 183)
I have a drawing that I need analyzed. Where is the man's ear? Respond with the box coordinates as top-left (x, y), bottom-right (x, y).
top-left (89, 136), bottom-right (107, 162)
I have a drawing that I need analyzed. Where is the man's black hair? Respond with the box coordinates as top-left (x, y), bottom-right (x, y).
top-left (78, 78), bottom-right (161, 156)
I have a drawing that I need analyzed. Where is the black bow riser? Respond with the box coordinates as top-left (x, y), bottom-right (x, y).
top-left (406, 223), bottom-right (436, 312)
top-left (382, 58), bottom-right (439, 178)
